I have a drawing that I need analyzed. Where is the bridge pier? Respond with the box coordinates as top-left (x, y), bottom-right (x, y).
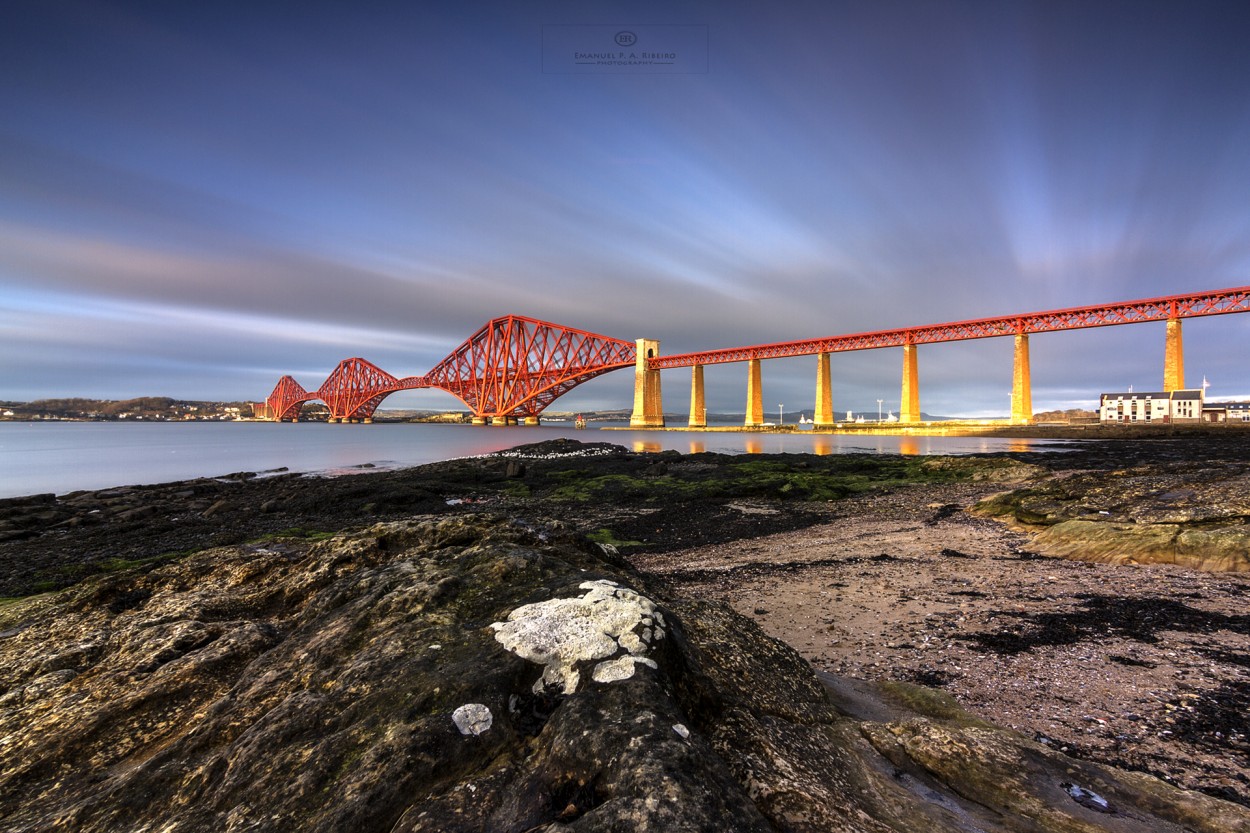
top-left (471, 416), bottom-right (487, 426)
top-left (688, 365), bottom-right (706, 428)
top-left (1012, 334), bottom-right (1033, 425)
top-left (630, 339), bottom-right (665, 427)
top-left (1164, 318), bottom-right (1185, 391)
top-left (523, 416), bottom-right (539, 426)
top-left (900, 344), bottom-right (921, 424)
top-left (745, 358), bottom-right (764, 426)
top-left (814, 352), bottom-right (834, 427)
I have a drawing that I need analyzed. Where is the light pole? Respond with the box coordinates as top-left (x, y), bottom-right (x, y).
top-left (779, 404), bottom-right (784, 425)
top-left (877, 399), bottom-right (883, 422)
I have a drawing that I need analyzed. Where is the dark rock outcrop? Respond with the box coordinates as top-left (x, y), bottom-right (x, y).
top-left (1, 515), bottom-right (1246, 832)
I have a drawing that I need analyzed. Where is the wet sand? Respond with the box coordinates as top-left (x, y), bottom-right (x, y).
top-left (632, 481), bottom-right (1250, 805)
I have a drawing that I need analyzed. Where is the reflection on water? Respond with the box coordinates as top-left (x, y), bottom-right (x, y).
top-left (0, 421), bottom-right (1075, 500)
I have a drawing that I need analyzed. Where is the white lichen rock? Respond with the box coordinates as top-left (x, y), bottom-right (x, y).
top-left (452, 703), bottom-right (493, 736)
top-left (491, 580), bottom-right (663, 693)
top-left (591, 655), bottom-right (658, 684)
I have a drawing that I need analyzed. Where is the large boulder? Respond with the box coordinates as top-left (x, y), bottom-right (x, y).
top-left (0, 515), bottom-right (1245, 832)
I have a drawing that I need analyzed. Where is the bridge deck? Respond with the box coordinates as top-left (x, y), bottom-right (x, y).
top-left (651, 286), bottom-right (1250, 369)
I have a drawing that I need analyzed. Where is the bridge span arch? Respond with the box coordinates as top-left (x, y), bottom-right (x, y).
top-left (260, 316), bottom-right (636, 423)
top-left (261, 286), bottom-right (1250, 427)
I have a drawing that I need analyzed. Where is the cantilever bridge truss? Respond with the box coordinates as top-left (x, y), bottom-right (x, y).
top-left (262, 316), bottom-right (635, 422)
top-left (262, 286), bottom-right (1250, 423)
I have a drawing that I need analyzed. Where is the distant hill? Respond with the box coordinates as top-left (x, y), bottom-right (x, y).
top-left (1, 398), bottom-right (255, 421)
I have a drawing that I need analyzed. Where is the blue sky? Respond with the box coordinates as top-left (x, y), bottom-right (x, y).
top-left (3, 0), bottom-right (1250, 417)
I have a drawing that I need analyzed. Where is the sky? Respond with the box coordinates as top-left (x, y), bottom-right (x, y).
top-left (3, 0), bottom-right (1250, 418)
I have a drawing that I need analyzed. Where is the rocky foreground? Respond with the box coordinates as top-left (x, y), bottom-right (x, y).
top-left (2, 436), bottom-right (1249, 831)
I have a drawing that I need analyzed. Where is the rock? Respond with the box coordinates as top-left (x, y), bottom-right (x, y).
top-left (504, 460), bottom-right (526, 478)
top-left (1, 514), bottom-right (1244, 832)
top-left (202, 499), bottom-right (231, 518)
top-left (1031, 519), bottom-right (1250, 571)
top-left (452, 703), bottom-right (493, 736)
top-left (976, 459), bottom-right (1250, 571)
top-left (115, 505), bottom-right (156, 522)
top-left (0, 493), bottom-right (55, 511)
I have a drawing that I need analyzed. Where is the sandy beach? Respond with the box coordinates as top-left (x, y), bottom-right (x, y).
top-left (632, 479), bottom-right (1250, 804)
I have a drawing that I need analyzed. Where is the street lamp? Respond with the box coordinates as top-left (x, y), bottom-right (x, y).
top-left (778, 404), bottom-right (784, 425)
top-left (877, 399), bottom-right (883, 422)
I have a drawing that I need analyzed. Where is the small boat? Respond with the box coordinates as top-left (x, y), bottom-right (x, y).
top-left (574, 414), bottom-right (586, 429)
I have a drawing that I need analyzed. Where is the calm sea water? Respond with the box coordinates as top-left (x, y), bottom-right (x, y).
top-left (0, 421), bottom-right (1066, 499)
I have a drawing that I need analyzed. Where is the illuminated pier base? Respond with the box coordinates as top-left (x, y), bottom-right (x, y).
top-left (1164, 318), bottom-right (1185, 391)
top-left (745, 358), bottom-right (764, 426)
top-left (688, 365), bottom-right (706, 428)
top-left (900, 344), bottom-right (920, 424)
top-left (814, 352), bottom-right (834, 427)
top-left (523, 416), bottom-right (539, 426)
top-left (1011, 334), bottom-right (1033, 425)
top-left (629, 338), bottom-right (665, 427)
top-left (471, 416), bottom-right (487, 425)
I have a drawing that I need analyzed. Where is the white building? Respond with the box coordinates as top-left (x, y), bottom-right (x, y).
top-left (1213, 401), bottom-right (1250, 422)
top-left (1099, 389), bottom-right (1203, 424)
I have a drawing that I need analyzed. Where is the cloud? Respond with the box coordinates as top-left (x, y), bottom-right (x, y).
top-left (3, 2), bottom-right (1250, 415)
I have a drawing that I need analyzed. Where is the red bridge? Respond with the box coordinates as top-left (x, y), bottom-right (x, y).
top-left (260, 316), bottom-right (635, 424)
top-left (259, 286), bottom-right (1250, 426)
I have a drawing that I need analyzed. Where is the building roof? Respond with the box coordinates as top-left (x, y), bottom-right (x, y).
top-left (1101, 391), bottom-right (1168, 400)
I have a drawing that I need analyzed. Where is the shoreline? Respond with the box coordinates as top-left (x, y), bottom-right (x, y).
top-left (3, 435), bottom-right (1248, 807)
top-left (0, 421), bottom-right (1071, 503)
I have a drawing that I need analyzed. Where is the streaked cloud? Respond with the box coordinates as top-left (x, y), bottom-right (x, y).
top-left (3, 1), bottom-right (1250, 414)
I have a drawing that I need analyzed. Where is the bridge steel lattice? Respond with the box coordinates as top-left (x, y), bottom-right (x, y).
top-left (648, 286), bottom-right (1250, 368)
top-left (634, 285), bottom-right (1250, 428)
top-left (422, 315), bottom-right (636, 422)
top-left (261, 316), bottom-right (635, 423)
top-left (261, 286), bottom-right (1250, 427)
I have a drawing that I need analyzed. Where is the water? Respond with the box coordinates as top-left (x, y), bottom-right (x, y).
top-left (0, 421), bottom-right (1067, 499)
